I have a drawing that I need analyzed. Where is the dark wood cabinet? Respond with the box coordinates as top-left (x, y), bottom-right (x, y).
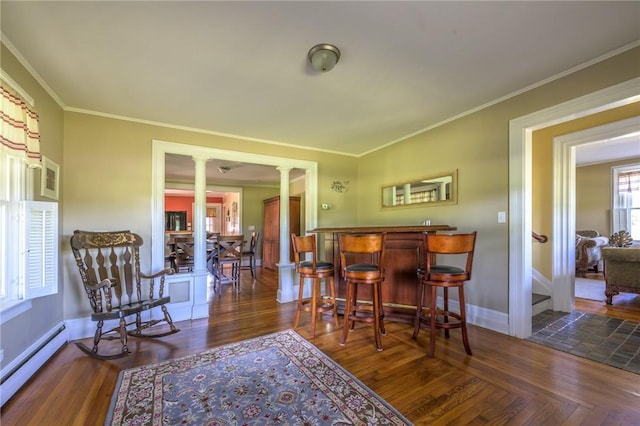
top-left (262, 196), bottom-right (300, 270)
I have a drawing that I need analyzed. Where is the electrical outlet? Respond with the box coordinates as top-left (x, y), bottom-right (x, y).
top-left (497, 211), bottom-right (506, 223)
top-left (248, 225), bottom-right (255, 230)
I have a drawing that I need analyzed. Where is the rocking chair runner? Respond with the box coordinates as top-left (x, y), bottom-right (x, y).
top-left (70, 230), bottom-right (179, 359)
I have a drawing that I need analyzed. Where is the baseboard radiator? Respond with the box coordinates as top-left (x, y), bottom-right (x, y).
top-left (0, 322), bottom-right (68, 407)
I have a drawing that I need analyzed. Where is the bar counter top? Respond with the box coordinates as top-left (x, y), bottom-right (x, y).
top-left (309, 225), bottom-right (456, 233)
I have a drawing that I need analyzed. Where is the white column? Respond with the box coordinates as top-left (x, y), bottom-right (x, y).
top-left (276, 166), bottom-right (295, 303)
top-left (403, 183), bottom-right (411, 205)
top-left (191, 154), bottom-right (210, 318)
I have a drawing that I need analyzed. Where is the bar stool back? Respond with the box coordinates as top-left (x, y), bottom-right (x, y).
top-left (291, 233), bottom-right (339, 338)
top-left (413, 231), bottom-right (477, 356)
top-left (338, 233), bottom-right (387, 351)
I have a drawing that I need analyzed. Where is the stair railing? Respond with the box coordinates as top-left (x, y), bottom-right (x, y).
top-left (532, 231), bottom-right (548, 243)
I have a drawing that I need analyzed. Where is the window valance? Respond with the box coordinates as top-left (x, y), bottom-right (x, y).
top-left (618, 170), bottom-right (640, 193)
top-left (1, 80), bottom-right (41, 167)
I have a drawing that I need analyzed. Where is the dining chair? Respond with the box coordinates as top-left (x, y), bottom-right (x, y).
top-left (210, 235), bottom-right (244, 295)
top-left (241, 231), bottom-right (260, 277)
top-left (413, 231), bottom-right (477, 356)
top-left (173, 236), bottom-right (195, 272)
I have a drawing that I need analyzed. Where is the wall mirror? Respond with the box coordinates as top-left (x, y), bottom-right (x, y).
top-left (381, 170), bottom-right (457, 208)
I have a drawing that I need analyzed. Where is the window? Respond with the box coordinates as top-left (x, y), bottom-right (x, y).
top-left (612, 164), bottom-right (640, 241)
top-left (1, 73), bottom-right (58, 318)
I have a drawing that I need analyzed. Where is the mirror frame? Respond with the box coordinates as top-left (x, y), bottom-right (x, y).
top-left (381, 169), bottom-right (458, 208)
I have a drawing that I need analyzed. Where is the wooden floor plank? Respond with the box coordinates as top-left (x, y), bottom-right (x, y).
top-left (1, 268), bottom-right (639, 425)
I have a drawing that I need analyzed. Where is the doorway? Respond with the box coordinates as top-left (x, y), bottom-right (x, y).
top-left (508, 77), bottom-right (639, 338)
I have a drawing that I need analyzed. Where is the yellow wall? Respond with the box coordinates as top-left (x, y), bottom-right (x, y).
top-left (359, 47), bottom-right (640, 312)
top-left (61, 112), bottom-right (359, 317)
top-left (531, 103), bottom-right (640, 279)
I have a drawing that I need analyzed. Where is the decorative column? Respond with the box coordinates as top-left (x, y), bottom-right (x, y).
top-left (276, 166), bottom-right (295, 303)
top-left (191, 154), bottom-right (210, 318)
top-left (403, 183), bottom-right (411, 205)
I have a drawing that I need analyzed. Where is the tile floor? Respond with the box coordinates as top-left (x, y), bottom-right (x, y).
top-left (528, 310), bottom-right (640, 374)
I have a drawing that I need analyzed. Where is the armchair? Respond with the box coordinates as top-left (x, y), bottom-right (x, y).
top-left (602, 246), bottom-right (640, 304)
top-left (575, 233), bottom-right (609, 276)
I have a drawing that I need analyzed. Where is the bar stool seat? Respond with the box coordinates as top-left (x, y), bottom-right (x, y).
top-left (413, 231), bottom-right (477, 357)
top-left (339, 233), bottom-right (387, 351)
top-left (291, 233), bottom-right (339, 338)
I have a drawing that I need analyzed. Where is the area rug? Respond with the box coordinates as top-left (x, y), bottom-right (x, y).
top-left (106, 329), bottom-right (412, 425)
top-left (574, 277), bottom-right (606, 301)
top-left (528, 310), bottom-right (640, 375)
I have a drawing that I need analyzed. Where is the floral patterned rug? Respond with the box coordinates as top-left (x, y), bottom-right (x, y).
top-left (106, 329), bottom-right (412, 425)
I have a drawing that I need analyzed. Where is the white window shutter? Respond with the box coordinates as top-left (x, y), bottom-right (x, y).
top-left (20, 201), bottom-right (58, 299)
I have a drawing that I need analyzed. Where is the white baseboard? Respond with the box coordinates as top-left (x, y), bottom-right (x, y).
top-left (66, 302), bottom-right (203, 341)
top-left (430, 296), bottom-right (509, 335)
top-left (1, 323), bottom-right (68, 407)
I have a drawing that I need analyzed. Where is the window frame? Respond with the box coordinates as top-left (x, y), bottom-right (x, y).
top-left (611, 163), bottom-right (640, 241)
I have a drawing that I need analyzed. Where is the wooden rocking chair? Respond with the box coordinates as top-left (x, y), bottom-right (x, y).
top-left (70, 230), bottom-right (180, 359)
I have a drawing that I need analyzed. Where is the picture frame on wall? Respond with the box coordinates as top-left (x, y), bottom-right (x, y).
top-left (41, 156), bottom-right (60, 200)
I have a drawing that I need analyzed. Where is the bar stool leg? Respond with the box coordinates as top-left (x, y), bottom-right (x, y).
top-left (428, 284), bottom-right (438, 357)
top-left (459, 287), bottom-right (472, 355)
top-left (293, 276), bottom-right (305, 331)
top-left (329, 277), bottom-right (339, 328)
top-left (340, 281), bottom-right (354, 346)
top-left (347, 284), bottom-right (355, 331)
top-left (413, 281), bottom-right (425, 339)
top-left (310, 278), bottom-right (318, 338)
top-left (443, 287), bottom-right (450, 338)
top-left (372, 282), bottom-right (383, 351)
top-left (377, 281), bottom-right (386, 336)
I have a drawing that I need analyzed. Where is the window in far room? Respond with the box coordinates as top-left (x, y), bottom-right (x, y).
top-left (612, 164), bottom-right (640, 241)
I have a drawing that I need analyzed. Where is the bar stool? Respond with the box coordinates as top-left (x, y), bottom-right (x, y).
top-left (291, 233), bottom-right (339, 338)
top-left (338, 233), bottom-right (387, 351)
top-left (413, 231), bottom-right (477, 357)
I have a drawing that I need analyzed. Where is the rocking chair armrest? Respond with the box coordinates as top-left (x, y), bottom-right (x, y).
top-left (140, 267), bottom-right (175, 280)
top-left (84, 277), bottom-right (117, 291)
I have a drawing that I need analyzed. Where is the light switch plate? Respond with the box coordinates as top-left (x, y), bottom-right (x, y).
top-left (497, 211), bottom-right (506, 223)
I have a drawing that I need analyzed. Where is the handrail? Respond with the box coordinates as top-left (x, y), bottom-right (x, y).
top-left (532, 231), bottom-right (548, 243)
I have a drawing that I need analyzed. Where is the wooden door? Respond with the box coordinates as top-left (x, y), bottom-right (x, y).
top-left (262, 197), bottom-right (280, 270)
top-left (262, 196), bottom-right (301, 270)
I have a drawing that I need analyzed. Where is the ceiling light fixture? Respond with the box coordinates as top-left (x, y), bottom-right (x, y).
top-left (308, 43), bottom-right (341, 72)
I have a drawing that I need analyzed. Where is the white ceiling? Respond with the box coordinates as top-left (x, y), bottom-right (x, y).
top-left (2, 1), bottom-right (639, 183)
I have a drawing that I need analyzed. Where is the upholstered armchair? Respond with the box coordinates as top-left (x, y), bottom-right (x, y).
top-left (575, 232), bottom-right (609, 276)
top-left (602, 246), bottom-right (640, 304)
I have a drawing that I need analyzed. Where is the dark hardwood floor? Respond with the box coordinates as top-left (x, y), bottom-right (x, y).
top-left (2, 268), bottom-right (640, 425)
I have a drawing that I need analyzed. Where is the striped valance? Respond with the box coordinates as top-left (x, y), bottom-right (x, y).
top-left (618, 170), bottom-right (640, 193)
top-left (1, 80), bottom-right (41, 167)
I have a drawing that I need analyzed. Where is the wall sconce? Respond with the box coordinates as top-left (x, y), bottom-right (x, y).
top-left (331, 180), bottom-right (349, 193)
top-left (308, 44), bottom-right (341, 72)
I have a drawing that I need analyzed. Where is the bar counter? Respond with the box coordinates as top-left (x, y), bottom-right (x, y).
top-left (309, 225), bottom-right (457, 323)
